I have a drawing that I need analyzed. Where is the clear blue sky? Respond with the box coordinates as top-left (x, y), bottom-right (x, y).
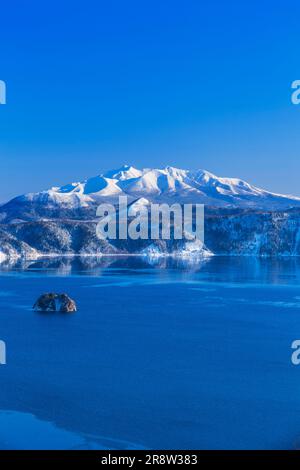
top-left (0, 0), bottom-right (300, 202)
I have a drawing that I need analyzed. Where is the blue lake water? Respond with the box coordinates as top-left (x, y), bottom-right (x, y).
top-left (0, 255), bottom-right (300, 450)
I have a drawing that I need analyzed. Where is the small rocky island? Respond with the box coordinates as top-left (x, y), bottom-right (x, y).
top-left (33, 293), bottom-right (77, 313)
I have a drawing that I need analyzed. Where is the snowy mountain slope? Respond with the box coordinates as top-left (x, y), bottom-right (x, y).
top-left (1, 164), bottom-right (300, 223)
top-left (2, 209), bottom-right (300, 261)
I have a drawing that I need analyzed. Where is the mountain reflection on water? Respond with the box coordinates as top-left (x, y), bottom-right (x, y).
top-left (1, 255), bottom-right (300, 286)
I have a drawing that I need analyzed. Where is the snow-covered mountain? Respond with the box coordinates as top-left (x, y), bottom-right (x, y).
top-left (2, 164), bottom-right (300, 260)
top-left (1, 165), bottom-right (300, 223)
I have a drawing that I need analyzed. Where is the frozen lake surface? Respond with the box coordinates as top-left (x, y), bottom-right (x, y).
top-left (0, 256), bottom-right (300, 449)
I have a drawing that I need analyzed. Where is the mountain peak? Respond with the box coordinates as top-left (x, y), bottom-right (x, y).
top-left (103, 165), bottom-right (142, 181)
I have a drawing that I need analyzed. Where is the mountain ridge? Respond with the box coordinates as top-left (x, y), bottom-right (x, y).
top-left (1, 165), bottom-right (300, 224)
